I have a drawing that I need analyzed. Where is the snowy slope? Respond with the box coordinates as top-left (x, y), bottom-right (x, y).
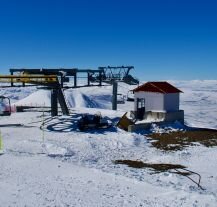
top-left (0, 80), bottom-right (217, 206)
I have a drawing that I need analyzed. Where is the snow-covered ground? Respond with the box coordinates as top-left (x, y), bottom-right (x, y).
top-left (0, 80), bottom-right (217, 206)
top-left (174, 80), bottom-right (217, 129)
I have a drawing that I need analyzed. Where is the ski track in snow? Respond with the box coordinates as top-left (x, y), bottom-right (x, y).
top-left (0, 80), bottom-right (217, 206)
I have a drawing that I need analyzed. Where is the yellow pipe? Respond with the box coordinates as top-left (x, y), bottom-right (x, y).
top-left (0, 75), bottom-right (58, 83)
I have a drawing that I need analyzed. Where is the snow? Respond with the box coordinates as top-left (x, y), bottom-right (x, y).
top-left (0, 80), bottom-right (217, 206)
top-left (15, 89), bottom-right (51, 107)
top-left (171, 80), bottom-right (217, 129)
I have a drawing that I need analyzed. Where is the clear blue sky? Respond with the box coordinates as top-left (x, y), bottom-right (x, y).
top-left (0, 0), bottom-right (216, 80)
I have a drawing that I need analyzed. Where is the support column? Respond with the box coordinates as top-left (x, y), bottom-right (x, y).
top-left (99, 71), bottom-right (102, 86)
top-left (51, 89), bottom-right (58, 116)
top-left (74, 73), bottom-right (77, 87)
top-left (112, 81), bottom-right (117, 110)
top-left (10, 71), bottom-right (14, 87)
top-left (87, 73), bottom-right (90, 86)
top-left (57, 89), bottom-right (69, 115)
top-left (60, 75), bottom-right (64, 88)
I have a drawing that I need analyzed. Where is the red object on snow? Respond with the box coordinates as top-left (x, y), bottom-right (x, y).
top-left (133, 81), bottom-right (183, 94)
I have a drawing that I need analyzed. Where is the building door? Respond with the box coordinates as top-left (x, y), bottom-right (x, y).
top-left (136, 98), bottom-right (145, 120)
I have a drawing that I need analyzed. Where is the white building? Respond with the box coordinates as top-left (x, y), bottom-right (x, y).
top-left (132, 82), bottom-right (184, 123)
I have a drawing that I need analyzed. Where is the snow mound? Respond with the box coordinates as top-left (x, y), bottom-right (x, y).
top-left (65, 89), bottom-right (103, 108)
top-left (0, 86), bottom-right (36, 103)
top-left (15, 90), bottom-right (51, 107)
top-left (14, 89), bottom-right (110, 109)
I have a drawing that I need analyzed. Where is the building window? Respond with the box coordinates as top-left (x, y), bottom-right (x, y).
top-left (137, 98), bottom-right (145, 108)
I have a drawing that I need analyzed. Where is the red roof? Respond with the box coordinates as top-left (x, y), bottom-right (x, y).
top-left (133, 82), bottom-right (183, 94)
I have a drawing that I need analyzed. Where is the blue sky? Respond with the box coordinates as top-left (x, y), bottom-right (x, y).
top-left (0, 0), bottom-right (216, 80)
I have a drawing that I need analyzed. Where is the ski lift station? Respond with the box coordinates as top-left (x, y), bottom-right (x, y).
top-left (121, 81), bottom-right (184, 132)
top-left (1, 67), bottom-right (184, 133)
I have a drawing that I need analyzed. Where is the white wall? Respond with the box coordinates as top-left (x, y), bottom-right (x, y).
top-left (164, 93), bottom-right (179, 111)
top-left (134, 92), bottom-right (180, 112)
top-left (134, 92), bottom-right (164, 111)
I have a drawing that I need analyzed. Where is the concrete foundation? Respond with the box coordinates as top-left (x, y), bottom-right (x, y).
top-left (128, 110), bottom-right (184, 132)
top-left (143, 110), bottom-right (184, 123)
